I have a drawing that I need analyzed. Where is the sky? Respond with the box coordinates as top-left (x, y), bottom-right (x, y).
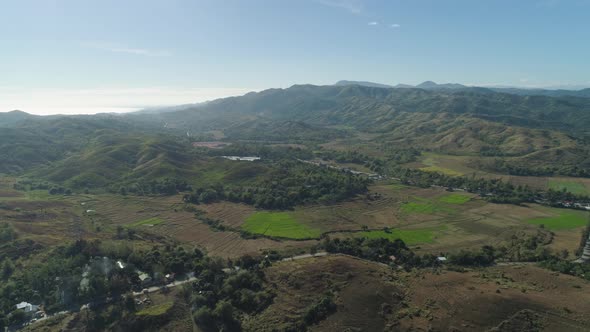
top-left (1, 0), bottom-right (590, 115)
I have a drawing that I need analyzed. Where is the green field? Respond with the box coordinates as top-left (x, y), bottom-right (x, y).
top-left (548, 180), bottom-right (589, 195)
top-left (526, 209), bottom-right (589, 230)
top-left (401, 197), bottom-right (455, 214)
top-left (129, 217), bottom-right (165, 227)
top-left (438, 193), bottom-right (471, 204)
top-left (242, 211), bottom-right (321, 239)
top-left (359, 228), bottom-right (437, 245)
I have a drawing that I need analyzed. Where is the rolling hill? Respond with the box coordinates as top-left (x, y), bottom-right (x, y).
top-left (3, 83), bottom-right (590, 183)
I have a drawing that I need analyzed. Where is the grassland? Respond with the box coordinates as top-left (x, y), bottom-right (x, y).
top-left (525, 209), bottom-right (589, 230)
top-left (358, 228), bottom-right (437, 245)
top-left (254, 255), bottom-right (590, 332)
top-left (242, 211), bottom-right (322, 239)
top-left (548, 179), bottom-right (590, 195)
top-left (136, 301), bottom-right (174, 316)
top-left (418, 153), bottom-right (467, 176)
top-left (386, 183), bottom-right (409, 190)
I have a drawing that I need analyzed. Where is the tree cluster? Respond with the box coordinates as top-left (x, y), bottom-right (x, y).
top-left (189, 255), bottom-right (274, 332)
top-left (388, 166), bottom-right (589, 205)
top-left (122, 178), bottom-right (192, 196)
top-left (184, 161), bottom-right (370, 209)
top-left (323, 237), bottom-right (439, 269)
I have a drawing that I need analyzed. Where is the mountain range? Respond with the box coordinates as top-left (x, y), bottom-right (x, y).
top-left (2, 83), bottom-right (590, 186)
top-left (335, 80), bottom-right (590, 98)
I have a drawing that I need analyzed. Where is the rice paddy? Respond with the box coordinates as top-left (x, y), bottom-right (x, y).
top-left (129, 217), bottom-right (165, 227)
top-left (242, 211), bottom-right (322, 239)
top-left (526, 209), bottom-right (588, 230)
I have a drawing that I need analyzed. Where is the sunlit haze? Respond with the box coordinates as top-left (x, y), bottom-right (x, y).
top-left (2, 0), bottom-right (590, 114)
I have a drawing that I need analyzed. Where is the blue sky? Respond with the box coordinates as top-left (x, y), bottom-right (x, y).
top-left (1, 0), bottom-right (590, 114)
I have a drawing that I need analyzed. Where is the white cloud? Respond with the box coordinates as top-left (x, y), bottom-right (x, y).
top-left (317, 0), bottom-right (362, 14)
top-left (368, 21), bottom-right (378, 26)
top-left (0, 87), bottom-right (259, 115)
top-left (390, 23), bottom-right (401, 28)
top-left (82, 42), bottom-right (172, 57)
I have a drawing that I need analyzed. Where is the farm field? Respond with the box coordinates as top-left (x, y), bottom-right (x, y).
top-left (548, 179), bottom-right (590, 195)
top-left (2, 176), bottom-right (587, 261)
top-left (525, 208), bottom-right (589, 230)
top-left (80, 194), bottom-right (316, 258)
top-left (407, 152), bottom-right (590, 193)
top-left (438, 193), bottom-right (472, 204)
top-left (129, 217), bottom-right (166, 228)
top-left (200, 183), bottom-right (589, 254)
top-left (242, 211), bottom-right (322, 239)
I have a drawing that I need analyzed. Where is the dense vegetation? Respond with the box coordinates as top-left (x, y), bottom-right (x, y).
top-left (183, 160), bottom-right (371, 209)
top-left (189, 255), bottom-right (274, 331)
top-left (387, 165), bottom-right (590, 205)
top-left (323, 236), bottom-right (440, 269)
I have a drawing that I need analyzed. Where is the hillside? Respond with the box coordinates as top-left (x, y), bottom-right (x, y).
top-left (150, 85), bottom-right (590, 135)
top-left (4, 84), bottom-right (590, 179)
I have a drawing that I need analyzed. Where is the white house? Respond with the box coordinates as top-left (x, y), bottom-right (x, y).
top-left (15, 302), bottom-right (39, 314)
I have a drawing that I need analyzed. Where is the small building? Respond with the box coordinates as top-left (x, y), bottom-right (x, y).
top-left (165, 273), bottom-right (176, 283)
top-left (221, 156), bottom-right (261, 161)
top-left (138, 273), bottom-right (153, 286)
top-left (436, 257), bottom-right (447, 262)
top-left (15, 302), bottom-right (39, 315)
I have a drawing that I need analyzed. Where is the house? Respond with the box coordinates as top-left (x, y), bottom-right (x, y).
top-left (138, 273), bottom-right (153, 286)
top-left (221, 156), bottom-right (261, 161)
top-left (15, 302), bottom-right (39, 315)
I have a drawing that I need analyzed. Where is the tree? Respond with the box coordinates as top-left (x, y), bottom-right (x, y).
top-left (124, 293), bottom-right (136, 312)
top-left (194, 307), bottom-right (215, 330)
top-left (1, 258), bottom-right (15, 280)
top-left (8, 310), bottom-right (26, 326)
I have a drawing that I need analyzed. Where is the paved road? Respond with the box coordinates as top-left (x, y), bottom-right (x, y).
top-left (132, 276), bottom-right (198, 296)
top-left (281, 251), bottom-right (328, 261)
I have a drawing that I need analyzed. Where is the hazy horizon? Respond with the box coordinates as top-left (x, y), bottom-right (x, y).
top-left (3, 0), bottom-right (590, 115)
top-left (3, 80), bottom-right (590, 115)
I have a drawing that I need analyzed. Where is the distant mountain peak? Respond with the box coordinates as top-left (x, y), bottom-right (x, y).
top-left (416, 81), bottom-right (468, 90)
top-left (417, 81), bottom-right (438, 88)
top-left (334, 80), bottom-right (393, 89)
